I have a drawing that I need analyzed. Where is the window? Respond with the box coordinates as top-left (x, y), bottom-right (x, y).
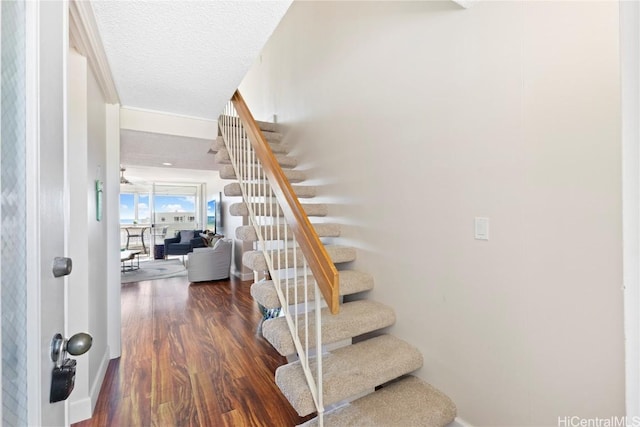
top-left (138, 194), bottom-right (150, 223)
top-left (207, 199), bottom-right (216, 230)
top-left (120, 193), bottom-right (136, 224)
top-left (120, 183), bottom-right (204, 233)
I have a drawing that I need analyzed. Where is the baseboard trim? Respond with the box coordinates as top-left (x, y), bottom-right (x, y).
top-left (449, 417), bottom-right (474, 427)
top-left (91, 348), bottom-right (111, 412)
top-left (69, 346), bottom-right (111, 424)
top-left (69, 397), bottom-right (91, 424)
top-left (232, 268), bottom-right (254, 281)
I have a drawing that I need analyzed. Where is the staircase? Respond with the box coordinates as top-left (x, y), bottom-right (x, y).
top-left (215, 93), bottom-right (456, 426)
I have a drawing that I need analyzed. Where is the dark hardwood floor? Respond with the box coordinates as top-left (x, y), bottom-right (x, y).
top-left (73, 275), bottom-right (310, 427)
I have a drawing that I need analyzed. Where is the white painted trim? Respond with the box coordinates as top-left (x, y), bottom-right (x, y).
top-left (68, 398), bottom-right (90, 424)
top-left (68, 0), bottom-right (119, 103)
top-left (449, 417), bottom-right (474, 427)
top-left (451, 0), bottom-right (478, 9)
top-left (621, 1), bottom-right (640, 418)
top-left (122, 105), bottom-right (219, 124)
top-left (25, 1), bottom-right (43, 425)
top-left (69, 346), bottom-right (110, 424)
top-left (90, 347), bottom-right (110, 413)
top-left (0, 3), bottom-right (4, 424)
top-left (120, 106), bottom-right (218, 140)
top-left (106, 103), bottom-right (122, 358)
top-left (66, 47), bottom-right (92, 422)
top-left (232, 268), bottom-right (254, 281)
top-left (63, 6), bottom-right (71, 424)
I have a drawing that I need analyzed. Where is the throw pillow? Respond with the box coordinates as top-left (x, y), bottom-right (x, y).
top-left (213, 238), bottom-right (225, 249)
top-left (199, 232), bottom-right (212, 246)
top-left (210, 236), bottom-right (222, 247)
top-left (179, 230), bottom-right (195, 243)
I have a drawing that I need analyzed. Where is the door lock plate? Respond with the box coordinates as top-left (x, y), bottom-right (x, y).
top-left (50, 333), bottom-right (63, 363)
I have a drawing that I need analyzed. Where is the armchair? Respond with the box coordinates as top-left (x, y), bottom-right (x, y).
top-left (187, 239), bottom-right (232, 282)
top-left (164, 230), bottom-right (206, 258)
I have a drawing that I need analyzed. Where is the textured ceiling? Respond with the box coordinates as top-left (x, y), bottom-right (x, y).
top-left (91, 0), bottom-right (292, 120)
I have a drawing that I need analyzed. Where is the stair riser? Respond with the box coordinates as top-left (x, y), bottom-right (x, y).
top-left (235, 223), bottom-right (339, 242)
top-left (211, 136), bottom-right (289, 154)
top-left (219, 115), bottom-right (280, 133)
top-left (251, 270), bottom-right (374, 310)
top-left (215, 148), bottom-right (297, 168)
top-left (298, 376), bottom-right (457, 427)
top-left (275, 335), bottom-right (423, 416)
top-left (225, 183), bottom-right (316, 199)
top-left (218, 129), bottom-right (283, 143)
top-left (219, 165), bottom-right (306, 183)
top-left (262, 300), bottom-right (396, 356)
top-left (243, 246), bottom-right (356, 272)
top-left (229, 203), bottom-right (328, 218)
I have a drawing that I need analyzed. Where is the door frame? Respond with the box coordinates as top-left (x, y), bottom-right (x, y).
top-left (621, 1), bottom-right (640, 418)
top-left (25, 1), bottom-right (70, 425)
top-left (67, 0), bottom-right (122, 364)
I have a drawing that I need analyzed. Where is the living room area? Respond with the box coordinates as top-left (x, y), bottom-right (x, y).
top-left (118, 107), bottom-right (235, 283)
top-left (118, 161), bottom-right (234, 283)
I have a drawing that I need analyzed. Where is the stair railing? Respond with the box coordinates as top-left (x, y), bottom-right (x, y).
top-left (219, 90), bottom-right (339, 424)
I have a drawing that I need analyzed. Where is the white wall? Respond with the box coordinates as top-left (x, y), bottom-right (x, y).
top-left (86, 55), bottom-right (109, 402)
top-left (120, 107), bottom-right (217, 140)
top-left (67, 48), bottom-right (110, 423)
top-left (240, 1), bottom-right (625, 425)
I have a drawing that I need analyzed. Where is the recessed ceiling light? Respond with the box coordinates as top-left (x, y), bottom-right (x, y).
top-left (162, 162), bottom-right (173, 166)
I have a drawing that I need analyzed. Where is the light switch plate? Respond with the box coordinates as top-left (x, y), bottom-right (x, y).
top-left (475, 217), bottom-right (489, 240)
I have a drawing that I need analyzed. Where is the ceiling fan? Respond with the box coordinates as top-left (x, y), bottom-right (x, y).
top-left (119, 166), bottom-right (131, 185)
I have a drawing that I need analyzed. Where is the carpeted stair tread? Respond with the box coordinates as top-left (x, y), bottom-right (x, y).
top-left (275, 334), bottom-right (423, 416)
top-left (217, 128), bottom-right (283, 143)
top-left (225, 182), bottom-right (317, 199)
top-left (243, 245), bottom-right (356, 272)
top-left (235, 223), bottom-right (339, 242)
top-left (258, 130), bottom-right (283, 142)
top-left (211, 135), bottom-right (289, 154)
top-left (263, 300), bottom-right (395, 356)
top-left (219, 164), bottom-right (306, 183)
top-left (215, 148), bottom-right (298, 168)
top-left (219, 115), bottom-right (280, 133)
top-left (216, 130), bottom-right (283, 144)
top-left (251, 270), bottom-right (374, 309)
top-left (298, 375), bottom-right (457, 427)
top-left (229, 202), bottom-right (328, 218)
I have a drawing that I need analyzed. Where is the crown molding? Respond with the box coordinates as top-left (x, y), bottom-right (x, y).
top-left (69, 0), bottom-right (120, 104)
top-left (121, 106), bottom-right (217, 124)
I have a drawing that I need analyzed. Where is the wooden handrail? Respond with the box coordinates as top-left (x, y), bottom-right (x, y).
top-left (230, 90), bottom-right (340, 314)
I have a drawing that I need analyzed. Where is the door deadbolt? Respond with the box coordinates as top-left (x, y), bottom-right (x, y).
top-left (52, 257), bottom-right (72, 277)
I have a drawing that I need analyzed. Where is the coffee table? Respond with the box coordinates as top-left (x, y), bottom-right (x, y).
top-left (121, 250), bottom-right (142, 272)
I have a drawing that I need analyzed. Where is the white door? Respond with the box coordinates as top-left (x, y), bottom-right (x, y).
top-left (23, 1), bottom-right (67, 426)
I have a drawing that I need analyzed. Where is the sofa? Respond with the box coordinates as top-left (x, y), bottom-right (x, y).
top-left (164, 230), bottom-right (207, 258)
top-left (187, 239), bottom-right (233, 282)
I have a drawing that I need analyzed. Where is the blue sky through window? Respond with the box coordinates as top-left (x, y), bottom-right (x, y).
top-left (120, 193), bottom-right (198, 223)
top-left (207, 200), bottom-right (216, 228)
top-left (154, 195), bottom-right (195, 213)
top-left (120, 193), bottom-right (134, 221)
